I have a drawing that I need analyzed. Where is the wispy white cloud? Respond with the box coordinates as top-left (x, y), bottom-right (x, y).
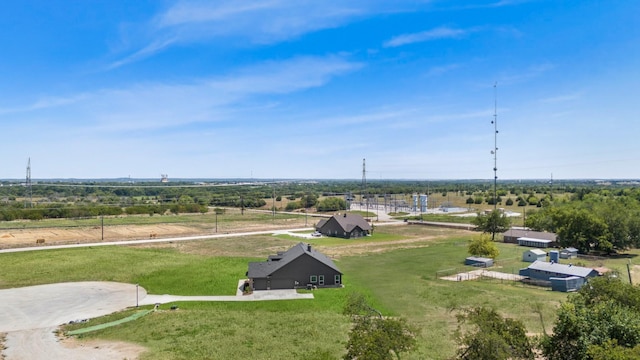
top-left (384, 27), bottom-right (474, 47)
top-left (14, 56), bottom-right (362, 133)
top-left (109, 0), bottom-right (391, 69)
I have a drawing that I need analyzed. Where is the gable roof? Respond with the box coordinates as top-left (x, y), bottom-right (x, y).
top-left (316, 218), bottom-right (328, 229)
top-left (526, 260), bottom-right (596, 278)
top-left (329, 213), bottom-right (371, 232)
top-left (248, 242), bottom-right (341, 278)
top-left (526, 249), bottom-right (547, 256)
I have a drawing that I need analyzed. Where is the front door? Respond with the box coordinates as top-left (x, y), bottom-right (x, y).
top-left (318, 275), bottom-right (324, 286)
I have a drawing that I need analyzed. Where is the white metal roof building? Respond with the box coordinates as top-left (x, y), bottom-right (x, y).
top-left (523, 249), bottom-right (547, 262)
top-left (517, 237), bottom-right (553, 248)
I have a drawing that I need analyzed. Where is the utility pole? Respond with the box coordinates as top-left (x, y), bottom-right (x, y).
top-left (362, 158), bottom-right (367, 220)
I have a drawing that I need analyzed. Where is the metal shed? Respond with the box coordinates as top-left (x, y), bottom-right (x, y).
top-left (464, 256), bottom-right (494, 268)
top-left (560, 247), bottom-right (579, 259)
top-left (523, 249), bottom-right (547, 262)
top-left (550, 276), bottom-right (585, 292)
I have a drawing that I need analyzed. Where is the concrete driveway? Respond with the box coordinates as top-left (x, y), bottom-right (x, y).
top-left (0, 281), bottom-right (313, 359)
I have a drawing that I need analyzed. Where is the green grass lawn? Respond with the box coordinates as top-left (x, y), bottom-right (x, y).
top-left (2, 226), bottom-right (625, 359)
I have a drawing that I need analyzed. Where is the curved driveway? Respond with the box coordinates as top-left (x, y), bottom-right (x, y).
top-left (0, 281), bottom-right (312, 359)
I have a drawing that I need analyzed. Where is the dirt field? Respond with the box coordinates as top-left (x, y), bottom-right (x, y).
top-left (0, 217), bottom-right (311, 250)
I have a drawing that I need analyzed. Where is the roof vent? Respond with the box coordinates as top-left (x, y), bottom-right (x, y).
top-left (307, 244), bottom-right (311, 252)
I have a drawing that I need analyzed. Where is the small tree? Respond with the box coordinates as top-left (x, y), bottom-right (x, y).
top-left (343, 293), bottom-right (417, 360)
top-left (468, 234), bottom-right (500, 259)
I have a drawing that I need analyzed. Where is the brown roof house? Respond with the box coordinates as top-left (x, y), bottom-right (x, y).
top-left (247, 243), bottom-right (343, 290)
top-left (315, 213), bottom-right (371, 239)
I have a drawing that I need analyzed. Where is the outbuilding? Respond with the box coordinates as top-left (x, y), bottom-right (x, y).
top-left (560, 247), bottom-right (579, 259)
top-left (519, 261), bottom-right (598, 285)
top-left (464, 256), bottom-right (494, 268)
top-left (523, 249), bottom-right (547, 262)
top-left (550, 276), bottom-right (585, 292)
top-left (517, 237), bottom-right (553, 248)
top-left (503, 228), bottom-right (557, 244)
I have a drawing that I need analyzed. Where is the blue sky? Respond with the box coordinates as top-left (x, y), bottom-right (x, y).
top-left (1, 1), bottom-right (638, 180)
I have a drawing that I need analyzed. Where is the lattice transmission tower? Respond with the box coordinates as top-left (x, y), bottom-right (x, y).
top-left (25, 157), bottom-right (32, 208)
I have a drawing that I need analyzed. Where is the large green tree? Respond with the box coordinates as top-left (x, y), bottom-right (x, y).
top-left (541, 276), bottom-right (640, 359)
top-left (472, 210), bottom-right (510, 241)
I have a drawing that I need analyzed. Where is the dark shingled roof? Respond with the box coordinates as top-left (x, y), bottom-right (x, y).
top-left (248, 242), bottom-right (341, 278)
top-left (331, 213), bottom-right (371, 232)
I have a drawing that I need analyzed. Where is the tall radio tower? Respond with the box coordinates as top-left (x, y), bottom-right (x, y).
top-left (492, 82), bottom-right (498, 211)
top-left (25, 157), bottom-right (32, 208)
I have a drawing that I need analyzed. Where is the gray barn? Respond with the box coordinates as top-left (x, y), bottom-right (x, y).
top-left (247, 243), bottom-right (342, 290)
top-left (519, 261), bottom-right (598, 283)
top-left (550, 276), bottom-right (585, 292)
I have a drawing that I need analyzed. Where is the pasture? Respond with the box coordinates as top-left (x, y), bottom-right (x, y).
top-left (2, 223), bottom-right (632, 359)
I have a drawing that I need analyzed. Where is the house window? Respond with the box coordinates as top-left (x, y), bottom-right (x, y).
top-left (310, 275), bottom-right (317, 283)
top-left (335, 275), bottom-right (341, 284)
top-left (319, 275), bottom-right (324, 286)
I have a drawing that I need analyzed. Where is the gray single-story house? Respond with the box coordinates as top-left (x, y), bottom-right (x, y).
top-left (560, 247), bottom-right (579, 259)
top-left (465, 256), bottom-right (494, 268)
top-left (523, 249), bottom-right (547, 262)
top-left (503, 228), bottom-right (557, 245)
top-left (247, 242), bottom-right (342, 290)
top-left (519, 261), bottom-right (599, 282)
top-left (316, 213), bottom-right (371, 239)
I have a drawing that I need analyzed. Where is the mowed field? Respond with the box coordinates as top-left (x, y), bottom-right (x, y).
top-left (1, 215), bottom-right (638, 359)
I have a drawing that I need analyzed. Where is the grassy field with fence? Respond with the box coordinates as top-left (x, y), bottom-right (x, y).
top-left (4, 224), bottom-right (638, 359)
